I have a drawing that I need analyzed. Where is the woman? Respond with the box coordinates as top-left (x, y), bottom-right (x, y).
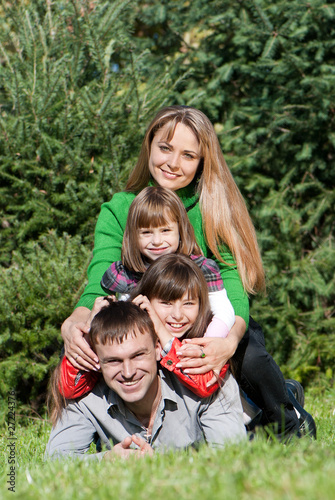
top-left (61, 105), bottom-right (312, 438)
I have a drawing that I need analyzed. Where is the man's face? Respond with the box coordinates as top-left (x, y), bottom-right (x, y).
top-left (95, 329), bottom-right (161, 410)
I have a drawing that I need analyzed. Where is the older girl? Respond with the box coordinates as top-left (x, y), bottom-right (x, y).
top-left (100, 186), bottom-right (235, 338)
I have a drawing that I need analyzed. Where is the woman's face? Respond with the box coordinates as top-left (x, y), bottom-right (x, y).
top-left (148, 122), bottom-right (201, 191)
top-left (150, 292), bottom-right (200, 338)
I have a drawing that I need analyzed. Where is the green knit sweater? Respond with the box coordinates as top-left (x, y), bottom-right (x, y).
top-left (76, 183), bottom-right (249, 324)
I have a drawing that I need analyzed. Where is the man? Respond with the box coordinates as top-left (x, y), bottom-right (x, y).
top-left (46, 301), bottom-right (246, 460)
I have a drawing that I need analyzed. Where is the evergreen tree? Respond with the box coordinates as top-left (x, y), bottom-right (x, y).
top-left (0, 231), bottom-right (91, 406)
top-left (0, 0), bottom-right (176, 406)
top-left (0, 0), bottom-right (174, 264)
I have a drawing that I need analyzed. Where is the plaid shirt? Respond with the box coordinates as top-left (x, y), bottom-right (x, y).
top-left (100, 254), bottom-right (224, 294)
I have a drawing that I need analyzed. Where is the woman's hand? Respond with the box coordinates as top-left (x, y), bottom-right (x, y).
top-left (61, 297), bottom-right (115, 371)
top-left (176, 336), bottom-right (236, 372)
top-left (61, 306), bottom-right (100, 372)
top-left (175, 316), bottom-right (246, 386)
top-left (176, 337), bottom-right (237, 387)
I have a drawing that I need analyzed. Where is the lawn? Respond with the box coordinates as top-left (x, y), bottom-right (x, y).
top-left (1, 386), bottom-right (334, 500)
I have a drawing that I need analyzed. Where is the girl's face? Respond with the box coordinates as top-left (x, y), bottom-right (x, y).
top-left (137, 218), bottom-right (180, 262)
top-left (149, 122), bottom-right (201, 191)
top-left (150, 293), bottom-right (200, 338)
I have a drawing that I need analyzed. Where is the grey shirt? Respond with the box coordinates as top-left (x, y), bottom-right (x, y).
top-left (45, 368), bottom-right (246, 459)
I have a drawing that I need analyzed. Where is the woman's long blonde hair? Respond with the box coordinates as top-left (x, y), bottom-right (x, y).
top-left (126, 105), bottom-right (265, 295)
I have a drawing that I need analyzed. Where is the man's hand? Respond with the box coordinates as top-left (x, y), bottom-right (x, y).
top-left (103, 435), bottom-right (154, 460)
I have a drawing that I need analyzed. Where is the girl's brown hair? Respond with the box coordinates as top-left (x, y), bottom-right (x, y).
top-left (122, 186), bottom-right (202, 273)
top-left (130, 253), bottom-right (213, 339)
top-left (126, 105), bottom-right (265, 295)
top-left (47, 362), bottom-right (67, 426)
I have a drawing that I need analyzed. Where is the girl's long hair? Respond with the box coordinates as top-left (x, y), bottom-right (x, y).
top-left (130, 253), bottom-right (213, 339)
top-left (47, 362), bottom-right (67, 426)
top-left (126, 105), bottom-right (265, 295)
top-left (122, 186), bottom-right (202, 272)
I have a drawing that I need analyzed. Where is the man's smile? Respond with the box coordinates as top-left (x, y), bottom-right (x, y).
top-left (122, 380), bottom-right (140, 386)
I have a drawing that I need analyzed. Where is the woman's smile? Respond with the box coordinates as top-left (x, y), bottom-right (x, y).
top-left (160, 169), bottom-right (181, 179)
top-left (148, 122), bottom-right (201, 191)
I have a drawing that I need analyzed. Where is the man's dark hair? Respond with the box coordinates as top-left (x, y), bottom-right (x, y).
top-left (89, 299), bottom-right (157, 347)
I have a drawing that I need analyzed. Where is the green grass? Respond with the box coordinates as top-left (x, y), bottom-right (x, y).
top-left (1, 387), bottom-right (334, 500)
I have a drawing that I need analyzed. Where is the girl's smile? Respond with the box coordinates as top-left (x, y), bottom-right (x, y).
top-left (150, 294), bottom-right (200, 338)
top-left (137, 220), bottom-right (180, 262)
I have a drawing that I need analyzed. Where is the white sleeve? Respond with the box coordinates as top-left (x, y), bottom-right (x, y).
top-left (208, 289), bottom-right (235, 331)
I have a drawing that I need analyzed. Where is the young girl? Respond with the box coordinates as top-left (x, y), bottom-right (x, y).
top-left (131, 253), bottom-right (231, 397)
top-left (59, 187), bottom-right (235, 400)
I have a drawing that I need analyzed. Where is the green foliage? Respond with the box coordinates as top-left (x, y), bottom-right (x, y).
top-left (0, 0), bottom-right (175, 264)
top-left (0, 0), bottom-right (334, 404)
top-left (0, 231), bottom-right (91, 404)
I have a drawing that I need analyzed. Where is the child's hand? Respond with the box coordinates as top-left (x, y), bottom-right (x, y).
top-left (132, 295), bottom-right (172, 347)
top-left (86, 296), bottom-right (115, 327)
top-left (132, 295), bottom-right (160, 330)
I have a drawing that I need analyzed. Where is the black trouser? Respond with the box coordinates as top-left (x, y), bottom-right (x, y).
top-left (232, 317), bottom-right (300, 437)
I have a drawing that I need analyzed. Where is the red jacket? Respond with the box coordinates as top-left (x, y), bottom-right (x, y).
top-left (59, 337), bottom-right (229, 400)
top-left (160, 338), bottom-right (229, 398)
top-left (59, 356), bottom-right (100, 399)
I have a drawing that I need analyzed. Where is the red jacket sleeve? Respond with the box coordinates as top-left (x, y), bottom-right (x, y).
top-left (59, 356), bottom-right (101, 399)
top-left (160, 338), bottom-right (229, 398)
